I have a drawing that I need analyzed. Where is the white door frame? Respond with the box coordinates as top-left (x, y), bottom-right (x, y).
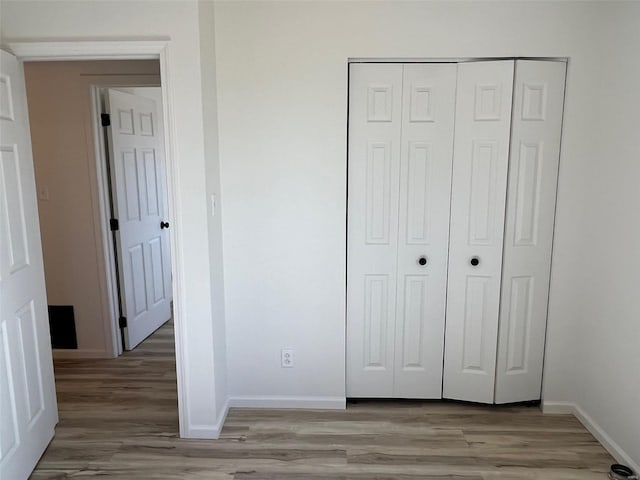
top-left (7, 40), bottom-right (189, 437)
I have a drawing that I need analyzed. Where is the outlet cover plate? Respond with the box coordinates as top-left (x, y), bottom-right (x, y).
top-left (281, 349), bottom-right (294, 368)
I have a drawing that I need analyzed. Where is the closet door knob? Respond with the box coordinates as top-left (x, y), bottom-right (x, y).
top-left (160, 221), bottom-right (170, 230)
top-left (470, 256), bottom-right (480, 267)
top-left (418, 256), bottom-right (427, 266)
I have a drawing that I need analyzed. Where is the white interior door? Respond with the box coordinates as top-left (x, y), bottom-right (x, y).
top-left (443, 60), bottom-right (515, 404)
top-left (393, 64), bottom-right (456, 398)
top-left (0, 49), bottom-right (58, 480)
top-left (347, 64), bottom-right (403, 397)
top-left (105, 89), bottom-right (171, 350)
top-left (495, 60), bottom-right (566, 403)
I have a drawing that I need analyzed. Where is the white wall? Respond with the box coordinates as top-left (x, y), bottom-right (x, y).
top-left (547, 3), bottom-right (640, 470)
top-left (214, 0), bottom-right (639, 464)
top-left (213, 0), bottom-right (600, 402)
top-left (24, 61), bottom-right (161, 357)
top-left (1, 0), bottom-right (226, 438)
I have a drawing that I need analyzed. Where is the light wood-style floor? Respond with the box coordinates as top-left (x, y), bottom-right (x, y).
top-left (31, 321), bottom-right (614, 479)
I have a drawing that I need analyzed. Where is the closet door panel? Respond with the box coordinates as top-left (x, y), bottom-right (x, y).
top-left (393, 64), bottom-right (456, 398)
top-left (443, 60), bottom-right (515, 404)
top-left (495, 60), bottom-right (566, 403)
top-left (347, 64), bottom-right (403, 397)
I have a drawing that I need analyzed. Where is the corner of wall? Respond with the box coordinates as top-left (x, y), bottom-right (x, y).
top-left (198, 0), bottom-right (229, 422)
top-left (544, 3), bottom-right (640, 471)
top-left (186, 396), bottom-right (230, 440)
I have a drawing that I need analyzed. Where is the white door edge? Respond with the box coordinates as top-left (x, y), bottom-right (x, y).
top-left (90, 85), bottom-right (123, 358)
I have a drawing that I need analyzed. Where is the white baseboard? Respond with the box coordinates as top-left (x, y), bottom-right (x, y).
top-left (573, 404), bottom-right (639, 474)
top-left (543, 400), bottom-right (639, 473)
top-left (541, 400), bottom-right (575, 415)
top-left (182, 394), bottom-right (347, 439)
top-left (229, 395), bottom-right (346, 410)
top-left (183, 424), bottom-right (221, 439)
top-left (52, 349), bottom-right (111, 359)
top-left (183, 397), bottom-right (230, 440)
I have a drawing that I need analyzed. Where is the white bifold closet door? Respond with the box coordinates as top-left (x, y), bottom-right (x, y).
top-left (494, 60), bottom-right (566, 403)
top-left (442, 59), bottom-right (565, 404)
top-left (347, 63), bottom-right (456, 398)
top-left (348, 59), bottom-right (565, 403)
top-left (442, 60), bottom-right (515, 403)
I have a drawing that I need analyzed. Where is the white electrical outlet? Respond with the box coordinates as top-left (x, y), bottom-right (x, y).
top-left (281, 349), bottom-right (294, 368)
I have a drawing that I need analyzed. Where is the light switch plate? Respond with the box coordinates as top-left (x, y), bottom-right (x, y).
top-left (38, 186), bottom-right (49, 201)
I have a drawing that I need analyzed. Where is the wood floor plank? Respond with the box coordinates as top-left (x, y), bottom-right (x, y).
top-left (30, 321), bottom-right (615, 479)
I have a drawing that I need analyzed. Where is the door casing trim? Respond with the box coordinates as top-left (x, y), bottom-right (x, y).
top-left (8, 39), bottom-right (191, 438)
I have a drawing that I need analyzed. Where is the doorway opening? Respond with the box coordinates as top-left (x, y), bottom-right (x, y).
top-left (22, 58), bottom-right (179, 433)
top-left (24, 60), bottom-right (173, 359)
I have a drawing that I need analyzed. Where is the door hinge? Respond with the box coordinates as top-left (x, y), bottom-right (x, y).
top-left (101, 113), bottom-right (111, 127)
top-left (119, 316), bottom-right (127, 329)
top-left (109, 218), bottom-right (119, 231)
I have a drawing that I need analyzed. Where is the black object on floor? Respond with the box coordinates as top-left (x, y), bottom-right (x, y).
top-left (48, 305), bottom-right (78, 349)
top-left (609, 464), bottom-right (638, 480)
